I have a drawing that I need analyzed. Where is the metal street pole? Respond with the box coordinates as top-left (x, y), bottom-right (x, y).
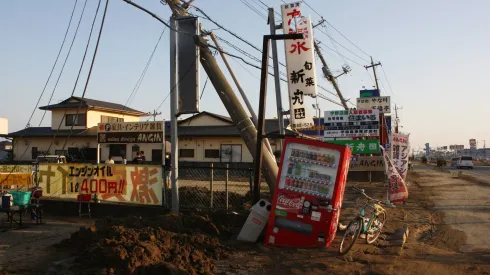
top-left (170, 17), bottom-right (179, 212)
top-left (254, 33), bottom-right (303, 203)
top-left (268, 8), bottom-right (285, 152)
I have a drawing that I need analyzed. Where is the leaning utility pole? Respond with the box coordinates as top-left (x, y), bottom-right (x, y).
top-left (313, 41), bottom-right (349, 110)
top-left (169, 18), bottom-right (179, 212)
top-left (364, 56), bottom-right (382, 92)
top-left (268, 8), bottom-right (285, 151)
top-left (161, 0), bottom-right (279, 191)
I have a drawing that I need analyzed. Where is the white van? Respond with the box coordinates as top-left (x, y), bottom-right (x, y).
top-left (457, 156), bottom-right (473, 169)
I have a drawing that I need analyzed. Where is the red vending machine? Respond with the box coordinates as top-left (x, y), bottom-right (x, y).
top-left (265, 137), bottom-right (352, 248)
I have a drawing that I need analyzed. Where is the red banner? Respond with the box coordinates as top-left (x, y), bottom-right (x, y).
top-left (381, 147), bottom-right (408, 203)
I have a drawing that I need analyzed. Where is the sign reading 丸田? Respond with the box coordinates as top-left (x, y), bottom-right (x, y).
top-left (37, 164), bottom-right (163, 206)
top-left (281, 2), bottom-right (315, 129)
top-left (324, 139), bottom-right (380, 155)
top-left (324, 109), bottom-right (380, 138)
top-left (356, 96), bottom-right (391, 113)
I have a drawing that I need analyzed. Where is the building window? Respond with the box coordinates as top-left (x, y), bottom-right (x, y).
top-left (204, 149), bottom-right (220, 159)
top-left (220, 144), bottom-right (242, 162)
top-left (101, 115), bottom-right (124, 123)
top-left (31, 147), bottom-right (38, 160)
top-left (110, 144), bottom-right (126, 158)
top-left (179, 149), bottom-right (194, 158)
top-left (65, 114), bottom-right (86, 126)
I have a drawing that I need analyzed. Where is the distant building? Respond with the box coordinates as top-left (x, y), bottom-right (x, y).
top-left (0, 140), bottom-right (12, 151)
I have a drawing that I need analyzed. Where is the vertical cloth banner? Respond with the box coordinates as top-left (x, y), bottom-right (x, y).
top-left (391, 132), bottom-right (410, 181)
top-left (381, 147), bottom-right (408, 203)
top-left (281, 2), bottom-right (315, 129)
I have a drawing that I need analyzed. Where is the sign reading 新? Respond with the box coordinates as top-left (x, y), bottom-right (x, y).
top-left (37, 164), bottom-right (163, 206)
top-left (324, 139), bottom-right (380, 155)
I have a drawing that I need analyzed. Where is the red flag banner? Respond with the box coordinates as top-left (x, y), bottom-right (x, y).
top-left (381, 146), bottom-right (408, 203)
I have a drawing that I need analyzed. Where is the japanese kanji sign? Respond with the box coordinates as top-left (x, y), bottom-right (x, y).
top-left (281, 2), bottom-right (315, 129)
top-left (0, 174), bottom-right (32, 188)
top-left (324, 109), bottom-right (380, 138)
top-left (324, 139), bottom-right (380, 155)
top-left (356, 96), bottom-right (391, 113)
top-left (97, 132), bottom-right (164, 144)
top-left (98, 121), bottom-right (164, 133)
top-left (381, 146), bottom-right (408, 203)
top-left (391, 132), bottom-right (410, 181)
top-left (0, 165), bottom-right (32, 174)
top-left (37, 164), bottom-right (163, 206)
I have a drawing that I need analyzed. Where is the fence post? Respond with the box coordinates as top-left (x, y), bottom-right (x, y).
top-left (225, 164), bottom-right (229, 209)
top-left (248, 168), bottom-right (253, 200)
top-left (210, 163), bottom-right (214, 208)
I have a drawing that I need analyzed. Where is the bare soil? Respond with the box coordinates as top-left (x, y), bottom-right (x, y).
top-left (1, 167), bottom-right (489, 274)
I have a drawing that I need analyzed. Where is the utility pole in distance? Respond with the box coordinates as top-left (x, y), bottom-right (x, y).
top-left (364, 57), bottom-right (382, 92)
top-left (148, 110), bottom-right (162, 121)
top-left (394, 104), bottom-right (402, 133)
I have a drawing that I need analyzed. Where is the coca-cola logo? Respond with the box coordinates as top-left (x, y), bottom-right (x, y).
top-left (276, 193), bottom-right (303, 210)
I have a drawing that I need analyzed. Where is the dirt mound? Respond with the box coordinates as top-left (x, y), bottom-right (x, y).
top-left (58, 211), bottom-right (247, 274)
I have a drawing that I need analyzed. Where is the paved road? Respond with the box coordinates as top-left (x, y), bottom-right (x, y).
top-left (446, 165), bottom-right (490, 177)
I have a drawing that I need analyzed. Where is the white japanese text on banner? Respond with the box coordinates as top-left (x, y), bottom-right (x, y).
top-left (391, 132), bottom-right (410, 181)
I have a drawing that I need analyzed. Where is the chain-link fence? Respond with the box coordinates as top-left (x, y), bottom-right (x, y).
top-left (163, 164), bottom-right (271, 210)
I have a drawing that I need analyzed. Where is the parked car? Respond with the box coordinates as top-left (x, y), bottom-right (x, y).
top-left (35, 155), bottom-right (67, 164)
top-left (456, 156), bottom-right (473, 169)
top-left (451, 157), bottom-right (459, 167)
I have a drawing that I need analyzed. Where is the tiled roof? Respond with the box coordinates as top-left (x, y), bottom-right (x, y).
top-left (39, 96), bottom-right (148, 116)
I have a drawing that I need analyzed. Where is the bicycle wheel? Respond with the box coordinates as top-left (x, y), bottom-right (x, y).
top-left (366, 211), bottom-right (387, 244)
top-left (339, 217), bottom-right (362, 255)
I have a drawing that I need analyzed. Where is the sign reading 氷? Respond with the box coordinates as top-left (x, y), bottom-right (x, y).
top-left (391, 132), bottom-right (410, 181)
top-left (324, 109), bottom-right (380, 138)
top-left (97, 121), bottom-right (165, 144)
top-left (281, 2), bottom-right (315, 129)
top-left (324, 139), bottom-right (381, 155)
top-left (356, 96), bottom-right (391, 113)
top-left (37, 164), bottom-right (163, 206)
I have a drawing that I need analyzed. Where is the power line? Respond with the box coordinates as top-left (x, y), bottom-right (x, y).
top-left (239, 0), bottom-right (267, 20)
top-left (316, 42), bottom-right (363, 67)
top-left (302, 0), bottom-right (370, 57)
top-left (381, 64), bottom-right (396, 96)
top-left (26, 0), bottom-right (79, 128)
top-left (0, 0), bottom-right (80, 185)
top-left (316, 26), bottom-right (369, 63)
top-left (58, 0), bottom-right (110, 156)
top-left (125, 26), bottom-right (167, 107)
top-left (39, 0), bottom-right (90, 126)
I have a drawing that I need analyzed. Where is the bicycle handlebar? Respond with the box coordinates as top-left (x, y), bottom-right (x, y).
top-left (352, 187), bottom-right (385, 205)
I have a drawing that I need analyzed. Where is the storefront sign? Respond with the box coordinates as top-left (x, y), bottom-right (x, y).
top-left (324, 139), bottom-right (380, 155)
top-left (349, 156), bottom-right (384, 171)
top-left (37, 164), bottom-right (163, 206)
top-left (449, 145), bottom-right (464, 150)
top-left (98, 132), bottom-right (164, 144)
top-left (392, 133), bottom-right (410, 180)
top-left (324, 109), bottom-right (380, 138)
top-left (381, 147), bottom-right (408, 203)
top-left (356, 96), bottom-right (391, 113)
top-left (0, 165), bottom-right (32, 174)
top-left (469, 139), bottom-right (477, 148)
top-left (98, 121), bottom-right (164, 133)
top-left (281, 2), bottom-right (315, 129)
top-left (0, 174), bottom-right (32, 187)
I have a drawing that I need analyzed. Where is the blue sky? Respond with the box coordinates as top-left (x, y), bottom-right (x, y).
top-left (1, 0), bottom-right (490, 149)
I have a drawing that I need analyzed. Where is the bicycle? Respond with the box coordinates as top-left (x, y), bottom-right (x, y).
top-left (339, 187), bottom-right (387, 255)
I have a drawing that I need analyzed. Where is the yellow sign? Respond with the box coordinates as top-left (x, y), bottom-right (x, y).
top-left (38, 164), bottom-right (163, 206)
top-left (0, 165), bottom-right (32, 174)
top-left (0, 174), bottom-right (32, 187)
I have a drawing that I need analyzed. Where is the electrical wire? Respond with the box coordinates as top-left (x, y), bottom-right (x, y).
top-left (125, 26), bottom-right (167, 108)
top-left (39, 0), bottom-right (90, 126)
top-left (381, 64), bottom-right (396, 96)
top-left (0, 0), bottom-right (79, 185)
top-left (239, 0), bottom-right (267, 20)
top-left (316, 26), bottom-right (369, 63)
top-left (45, 0), bottom-right (104, 155)
top-left (316, 42), bottom-right (363, 67)
top-left (57, 0), bottom-right (109, 157)
top-left (25, 0), bottom-right (79, 129)
top-left (302, 0), bottom-right (370, 57)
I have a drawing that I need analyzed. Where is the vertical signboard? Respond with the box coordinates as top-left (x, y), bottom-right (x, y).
top-left (392, 133), bottom-right (410, 181)
top-left (176, 16), bottom-right (200, 114)
top-left (281, 2), bottom-right (315, 129)
top-left (381, 147), bottom-right (408, 203)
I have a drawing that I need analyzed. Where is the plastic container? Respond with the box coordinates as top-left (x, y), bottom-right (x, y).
top-left (2, 194), bottom-right (13, 208)
top-left (9, 191), bottom-right (32, 206)
top-left (237, 199), bottom-right (272, 242)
